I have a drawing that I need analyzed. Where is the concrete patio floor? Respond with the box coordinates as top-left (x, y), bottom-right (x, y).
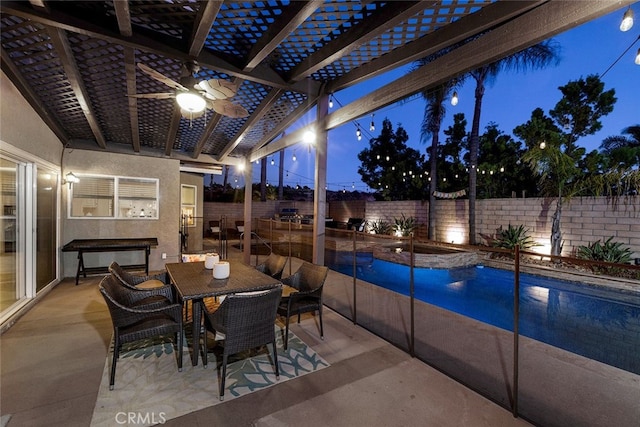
top-left (2, 242), bottom-right (638, 426)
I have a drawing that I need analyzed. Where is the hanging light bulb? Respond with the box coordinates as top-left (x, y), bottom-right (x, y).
top-left (540, 141), bottom-right (546, 149)
top-left (451, 91), bottom-right (459, 106)
top-left (271, 157), bottom-right (275, 166)
top-left (329, 95), bottom-right (333, 109)
top-left (292, 151), bottom-right (297, 161)
top-left (356, 127), bottom-right (362, 141)
top-left (370, 114), bottom-right (375, 132)
top-left (635, 47), bottom-right (640, 65)
top-left (620, 7), bottom-right (634, 32)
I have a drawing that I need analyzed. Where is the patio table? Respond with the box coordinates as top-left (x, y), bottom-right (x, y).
top-left (166, 260), bottom-right (282, 366)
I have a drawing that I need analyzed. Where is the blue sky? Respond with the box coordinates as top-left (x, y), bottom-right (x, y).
top-left (214, 4), bottom-right (639, 192)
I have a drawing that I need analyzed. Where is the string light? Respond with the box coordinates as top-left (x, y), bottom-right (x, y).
top-left (370, 114), bottom-right (375, 132)
top-left (356, 127), bottom-right (362, 141)
top-left (292, 151), bottom-right (297, 161)
top-left (329, 94), bottom-right (333, 109)
top-left (451, 91), bottom-right (459, 106)
top-left (620, 7), bottom-right (634, 32)
top-left (271, 157), bottom-right (275, 166)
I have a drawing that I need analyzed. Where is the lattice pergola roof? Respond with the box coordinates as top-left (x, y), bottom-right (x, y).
top-left (0, 1), bottom-right (627, 169)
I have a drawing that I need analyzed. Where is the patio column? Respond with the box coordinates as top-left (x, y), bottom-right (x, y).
top-left (312, 94), bottom-right (329, 265)
top-left (243, 158), bottom-right (252, 264)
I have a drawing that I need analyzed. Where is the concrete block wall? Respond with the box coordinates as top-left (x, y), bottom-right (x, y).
top-left (332, 197), bottom-right (640, 258)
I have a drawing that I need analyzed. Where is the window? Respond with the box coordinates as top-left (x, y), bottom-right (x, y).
top-left (181, 184), bottom-right (196, 227)
top-left (68, 175), bottom-right (158, 219)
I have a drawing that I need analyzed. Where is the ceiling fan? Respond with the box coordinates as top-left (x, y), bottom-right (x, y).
top-left (130, 61), bottom-right (249, 119)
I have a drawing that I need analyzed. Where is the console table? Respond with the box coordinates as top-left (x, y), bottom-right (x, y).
top-left (62, 238), bottom-right (158, 285)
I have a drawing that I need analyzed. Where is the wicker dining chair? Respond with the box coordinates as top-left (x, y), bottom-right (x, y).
top-left (278, 262), bottom-right (328, 350)
top-left (103, 270), bottom-right (174, 309)
top-left (255, 253), bottom-right (288, 280)
top-left (202, 285), bottom-right (282, 401)
top-left (99, 275), bottom-right (183, 390)
top-left (108, 261), bottom-right (174, 298)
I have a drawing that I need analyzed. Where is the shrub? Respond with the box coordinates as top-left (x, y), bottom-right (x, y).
top-left (492, 224), bottom-right (538, 250)
top-left (392, 214), bottom-right (419, 237)
top-left (369, 219), bottom-right (391, 235)
top-left (576, 237), bottom-right (633, 264)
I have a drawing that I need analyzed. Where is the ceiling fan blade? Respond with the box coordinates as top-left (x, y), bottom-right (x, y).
top-left (128, 92), bottom-right (175, 99)
top-left (211, 99), bottom-right (249, 118)
top-left (137, 63), bottom-right (187, 91)
top-left (196, 79), bottom-right (238, 99)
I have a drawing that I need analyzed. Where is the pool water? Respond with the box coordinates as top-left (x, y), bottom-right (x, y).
top-left (328, 258), bottom-right (640, 375)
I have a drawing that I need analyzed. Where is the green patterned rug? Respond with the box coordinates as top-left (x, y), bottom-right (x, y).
top-left (91, 327), bottom-right (328, 427)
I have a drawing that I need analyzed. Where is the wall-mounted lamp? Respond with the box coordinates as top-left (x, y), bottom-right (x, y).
top-left (64, 171), bottom-right (79, 189)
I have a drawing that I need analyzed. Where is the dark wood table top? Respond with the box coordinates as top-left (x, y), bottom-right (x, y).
top-left (62, 238), bottom-right (158, 251)
top-left (166, 260), bottom-right (281, 301)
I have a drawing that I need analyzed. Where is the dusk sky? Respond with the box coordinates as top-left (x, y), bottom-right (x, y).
top-left (213, 3), bottom-right (640, 192)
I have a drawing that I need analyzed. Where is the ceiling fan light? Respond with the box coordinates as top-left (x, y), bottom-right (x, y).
top-left (176, 92), bottom-right (206, 112)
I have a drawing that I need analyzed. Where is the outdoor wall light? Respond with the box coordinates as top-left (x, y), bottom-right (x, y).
top-left (451, 91), bottom-right (459, 106)
top-left (303, 130), bottom-right (315, 144)
top-left (620, 7), bottom-right (634, 32)
top-left (64, 171), bottom-right (79, 189)
top-left (176, 91), bottom-right (206, 113)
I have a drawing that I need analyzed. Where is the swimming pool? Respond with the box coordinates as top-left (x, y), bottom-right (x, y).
top-left (327, 257), bottom-right (640, 375)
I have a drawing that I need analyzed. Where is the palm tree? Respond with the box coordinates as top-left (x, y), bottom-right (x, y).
top-left (467, 40), bottom-right (560, 244)
top-left (418, 79), bottom-right (462, 239)
top-left (600, 125), bottom-right (640, 169)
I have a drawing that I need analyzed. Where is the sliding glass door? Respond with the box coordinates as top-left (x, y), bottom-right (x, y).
top-left (0, 151), bottom-right (59, 323)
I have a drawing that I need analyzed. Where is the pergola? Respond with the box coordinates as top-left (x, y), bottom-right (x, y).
top-left (1, 0), bottom-right (630, 263)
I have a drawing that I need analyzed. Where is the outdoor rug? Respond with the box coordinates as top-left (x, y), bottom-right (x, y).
top-left (90, 327), bottom-right (328, 427)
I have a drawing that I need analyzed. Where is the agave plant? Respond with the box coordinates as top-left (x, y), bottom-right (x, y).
top-left (492, 224), bottom-right (539, 250)
top-left (392, 214), bottom-right (419, 237)
top-left (576, 237), bottom-right (633, 264)
top-left (369, 219), bottom-right (391, 235)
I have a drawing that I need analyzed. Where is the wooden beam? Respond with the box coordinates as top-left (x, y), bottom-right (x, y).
top-left (286, 1), bottom-right (428, 82)
top-left (164, 107), bottom-right (182, 157)
top-left (188, 0), bottom-right (221, 57)
top-left (216, 88), bottom-right (284, 161)
top-left (325, 0), bottom-right (630, 131)
top-left (243, 0), bottom-right (322, 71)
top-left (0, 1), bottom-right (321, 96)
top-left (1, 47), bottom-right (68, 144)
top-left (326, 0), bottom-right (544, 93)
top-left (191, 112), bottom-right (223, 159)
top-left (47, 27), bottom-right (107, 149)
top-left (113, 0), bottom-right (132, 37)
top-left (123, 47), bottom-right (140, 152)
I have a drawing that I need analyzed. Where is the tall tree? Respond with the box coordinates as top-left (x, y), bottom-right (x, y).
top-left (358, 118), bottom-right (427, 200)
top-left (521, 74), bottom-right (617, 256)
top-left (418, 79), bottom-right (462, 239)
top-left (467, 40), bottom-right (560, 244)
